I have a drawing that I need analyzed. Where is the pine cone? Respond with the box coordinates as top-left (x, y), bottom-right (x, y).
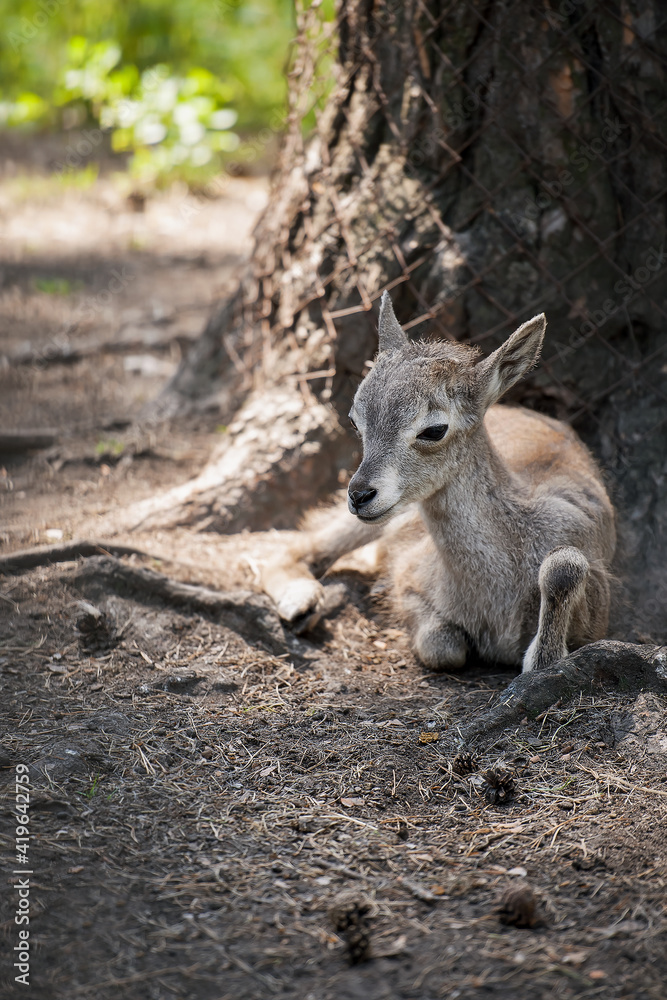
top-left (452, 752), bottom-right (478, 776)
top-left (329, 891), bottom-right (372, 964)
top-left (76, 601), bottom-right (115, 650)
top-left (482, 768), bottom-right (515, 804)
top-left (346, 923), bottom-right (371, 964)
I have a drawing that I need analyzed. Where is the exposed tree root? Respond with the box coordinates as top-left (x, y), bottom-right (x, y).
top-left (462, 641), bottom-right (667, 746)
top-left (70, 555), bottom-right (287, 655)
top-left (6, 328), bottom-right (198, 369)
top-left (100, 384), bottom-right (349, 534)
top-left (0, 430), bottom-right (60, 453)
top-left (5, 538), bottom-right (663, 730)
top-left (0, 540), bottom-right (153, 574)
top-left (153, 289), bottom-right (243, 415)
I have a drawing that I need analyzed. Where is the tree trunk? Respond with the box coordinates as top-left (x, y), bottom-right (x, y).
top-left (133, 0), bottom-right (667, 644)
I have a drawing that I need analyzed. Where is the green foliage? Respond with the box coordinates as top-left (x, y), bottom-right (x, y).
top-left (95, 438), bottom-right (125, 457)
top-left (0, 90), bottom-right (48, 127)
top-left (298, 0), bottom-right (337, 133)
top-left (0, 0), bottom-right (295, 184)
top-left (51, 38), bottom-right (242, 183)
top-left (33, 276), bottom-right (82, 295)
top-left (83, 774), bottom-right (102, 799)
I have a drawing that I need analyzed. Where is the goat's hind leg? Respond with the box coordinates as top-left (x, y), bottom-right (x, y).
top-left (522, 546), bottom-right (589, 673)
top-left (260, 505), bottom-right (383, 630)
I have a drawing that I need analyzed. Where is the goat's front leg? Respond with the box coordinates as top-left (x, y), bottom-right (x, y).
top-left (392, 541), bottom-right (469, 669)
top-left (522, 547), bottom-right (589, 672)
top-left (260, 504), bottom-right (383, 630)
top-left (261, 560), bottom-right (324, 631)
top-left (398, 590), bottom-right (469, 669)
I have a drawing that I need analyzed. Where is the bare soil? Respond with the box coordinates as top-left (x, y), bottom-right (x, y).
top-left (1, 154), bottom-right (666, 1000)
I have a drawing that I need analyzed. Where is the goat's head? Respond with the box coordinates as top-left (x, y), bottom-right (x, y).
top-left (347, 292), bottom-right (546, 521)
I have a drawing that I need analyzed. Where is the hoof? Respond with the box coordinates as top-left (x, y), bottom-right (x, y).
top-left (275, 579), bottom-right (324, 632)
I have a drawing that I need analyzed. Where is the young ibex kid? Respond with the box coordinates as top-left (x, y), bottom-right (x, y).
top-left (261, 293), bottom-right (616, 672)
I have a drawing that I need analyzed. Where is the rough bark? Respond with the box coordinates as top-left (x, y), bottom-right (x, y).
top-left (133, 0), bottom-right (665, 643)
top-left (460, 640), bottom-right (667, 747)
top-left (130, 384), bottom-right (349, 533)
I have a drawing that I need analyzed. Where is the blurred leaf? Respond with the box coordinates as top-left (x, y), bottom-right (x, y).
top-left (33, 277), bottom-right (82, 295)
top-left (0, 0), bottom-right (295, 133)
top-left (95, 438), bottom-right (125, 457)
top-left (5, 92), bottom-right (48, 126)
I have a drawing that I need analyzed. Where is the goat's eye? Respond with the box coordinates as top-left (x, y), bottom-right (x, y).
top-left (417, 423), bottom-right (448, 441)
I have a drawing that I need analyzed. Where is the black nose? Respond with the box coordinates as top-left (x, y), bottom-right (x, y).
top-left (349, 488), bottom-right (377, 512)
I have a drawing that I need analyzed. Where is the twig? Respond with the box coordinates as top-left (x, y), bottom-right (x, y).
top-left (398, 877), bottom-right (439, 903)
top-left (71, 964), bottom-right (201, 992)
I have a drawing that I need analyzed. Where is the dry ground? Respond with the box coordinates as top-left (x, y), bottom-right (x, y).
top-left (0, 151), bottom-right (666, 1000)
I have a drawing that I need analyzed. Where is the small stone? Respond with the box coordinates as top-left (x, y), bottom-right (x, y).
top-left (159, 673), bottom-right (202, 693)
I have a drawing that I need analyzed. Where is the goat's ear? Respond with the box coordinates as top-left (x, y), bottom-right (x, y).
top-left (476, 313), bottom-right (546, 408)
top-left (378, 291), bottom-right (408, 353)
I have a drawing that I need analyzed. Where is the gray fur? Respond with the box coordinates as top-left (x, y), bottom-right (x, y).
top-left (260, 296), bottom-right (616, 673)
top-left (377, 291), bottom-right (408, 353)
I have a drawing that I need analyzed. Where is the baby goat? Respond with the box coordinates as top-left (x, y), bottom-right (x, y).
top-left (261, 293), bottom-right (616, 672)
